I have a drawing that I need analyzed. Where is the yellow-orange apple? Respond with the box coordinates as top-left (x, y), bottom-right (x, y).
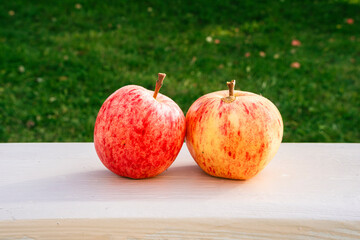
top-left (94, 73), bottom-right (186, 179)
top-left (185, 80), bottom-right (283, 180)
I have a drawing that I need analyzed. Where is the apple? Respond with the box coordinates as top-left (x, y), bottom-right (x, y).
top-left (94, 73), bottom-right (186, 179)
top-left (185, 80), bottom-right (283, 180)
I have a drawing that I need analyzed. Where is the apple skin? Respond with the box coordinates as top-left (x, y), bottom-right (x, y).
top-left (185, 90), bottom-right (283, 180)
top-left (94, 85), bottom-right (186, 179)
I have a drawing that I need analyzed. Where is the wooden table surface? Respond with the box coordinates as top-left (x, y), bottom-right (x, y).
top-left (0, 143), bottom-right (359, 239)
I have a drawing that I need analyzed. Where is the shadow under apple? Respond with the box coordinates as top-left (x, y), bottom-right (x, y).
top-left (0, 162), bottom-right (251, 203)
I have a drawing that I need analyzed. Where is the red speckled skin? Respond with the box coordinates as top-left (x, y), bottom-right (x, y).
top-left (185, 90), bottom-right (283, 180)
top-left (94, 85), bottom-right (186, 179)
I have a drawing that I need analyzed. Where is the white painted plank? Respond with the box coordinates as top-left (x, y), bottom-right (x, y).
top-left (0, 143), bottom-right (360, 239)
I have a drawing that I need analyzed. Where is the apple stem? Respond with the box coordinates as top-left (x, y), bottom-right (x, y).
top-left (227, 80), bottom-right (236, 97)
top-left (153, 73), bottom-right (166, 99)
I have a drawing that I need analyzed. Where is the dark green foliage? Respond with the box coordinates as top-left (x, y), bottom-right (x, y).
top-left (0, 0), bottom-right (359, 142)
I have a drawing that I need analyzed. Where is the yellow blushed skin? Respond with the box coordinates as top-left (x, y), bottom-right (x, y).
top-left (185, 90), bottom-right (283, 180)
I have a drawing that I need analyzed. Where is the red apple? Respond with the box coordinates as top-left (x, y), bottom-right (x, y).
top-left (94, 73), bottom-right (186, 179)
top-left (185, 80), bottom-right (283, 180)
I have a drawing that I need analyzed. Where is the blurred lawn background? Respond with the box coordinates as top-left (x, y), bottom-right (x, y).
top-left (0, 0), bottom-right (359, 142)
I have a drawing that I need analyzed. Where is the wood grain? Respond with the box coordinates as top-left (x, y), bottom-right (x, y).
top-left (0, 143), bottom-right (360, 239)
top-left (2, 219), bottom-right (360, 239)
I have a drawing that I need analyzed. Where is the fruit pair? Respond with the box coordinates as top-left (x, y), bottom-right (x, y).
top-left (94, 73), bottom-right (283, 180)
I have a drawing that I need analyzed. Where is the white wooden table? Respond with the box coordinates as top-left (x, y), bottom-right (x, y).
top-left (0, 143), bottom-right (359, 239)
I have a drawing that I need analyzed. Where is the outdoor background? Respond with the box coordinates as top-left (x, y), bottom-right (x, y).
top-left (0, 0), bottom-right (359, 142)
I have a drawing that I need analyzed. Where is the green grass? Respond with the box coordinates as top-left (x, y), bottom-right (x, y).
top-left (0, 0), bottom-right (359, 142)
